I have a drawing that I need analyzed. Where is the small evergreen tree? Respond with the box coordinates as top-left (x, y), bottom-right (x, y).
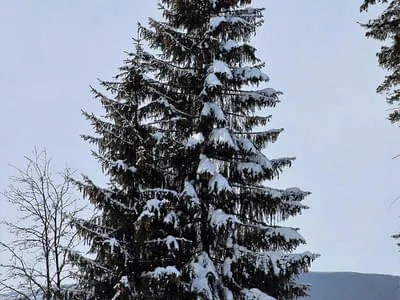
top-left (73, 1), bottom-right (317, 299)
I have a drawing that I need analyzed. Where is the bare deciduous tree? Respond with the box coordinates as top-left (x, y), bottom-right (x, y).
top-left (0, 149), bottom-right (83, 300)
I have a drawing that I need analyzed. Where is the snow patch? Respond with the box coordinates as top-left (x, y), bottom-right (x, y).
top-left (210, 209), bottom-right (240, 228)
top-left (104, 238), bottom-right (119, 254)
top-left (201, 102), bottom-right (226, 122)
top-left (110, 160), bottom-right (136, 173)
top-left (137, 198), bottom-right (168, 221)
top-left (185, 132), bottom-right (205, 148)
top-left (234, 66), bottom-right (269, 82)
top-left (151, 132), bottom-right (165, 143)
top-left (182, 181), bottom-right (200, 205)
top-left (209, 16), bottom-right (247, 30)
top-left (209, 173), bottom-right (232, 193)
top-left (197, 155), bottom-right (217, 175)
top-left (237, 162), bottom-right (263, 176)
top-left (163, 211), bottom-right (179, 228)
top-left (209, 60), bottom-right (232, 78)
top-left (142, 266), bottom-right (181, 279)
top-left (205, 73), bottom-right (222, 87)
top-left (221, 39), bottom-right (239, 51)
top-left (190, 252), bottom-right (219, 299)
top-left (209, 128), bottom-right (238, 150)
top-left (223, 257), bottom-right (233, 278)
top-left (266, 227), bottom-right (305, 243)
top-left (242, 288), bottom-right (276, 300)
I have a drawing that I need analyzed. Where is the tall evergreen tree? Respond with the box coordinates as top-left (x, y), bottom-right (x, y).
top-left (361, 0), bottom-right (400, 123)
top-left (72, 1), bottom-right (317, 299)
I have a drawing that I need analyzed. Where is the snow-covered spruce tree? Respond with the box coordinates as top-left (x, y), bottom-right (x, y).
top-left (69, 38), bottom-right (195, 299)
top-left (73, 0), bottom-right (317, 299)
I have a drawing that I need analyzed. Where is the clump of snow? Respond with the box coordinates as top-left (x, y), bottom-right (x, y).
top-left (145, 235), bottom-right (181, 251)
top-left (190, 252), bottom-right (219, 299)
top-left (104, 237), bottom-right (119, 254)
top-left (209, 60), bottom-right (232, 78)
top-left (185, 132), bottom-right (205, 148)
top-left (209, 128), bottom-right (238, 150)
top-left (111, 160), bottom-right (127, 170)
top-left (140, 188), bottom-right (178, 197)
top-left (233, 66), bottom-right (269, 82)
top-left (142, 266), bottom-right (181, 279)
top-left (205, 73), bottom-right (222, 87)
top-left (209, 173), bottom-right (233, 193)
top-left (209, 16), bottom-right (247, 30)
top-left (221, 39), bottom-right (239, 51)
top-left (224, 288), bottom-right (234, 300)
top-left (223, 257), bottom-right (233, 278)
top-left (258, 88), bottom-right (277, 96)
top-left (237, 137), bottom-right (258, 153)
top-left (201, 102), bottom-right (226, 122)
top-left (112, 275), bottom-right (132, 300)
top-left (254, 154), bottom-right (273, 170)
top-left (137, 198), bottom-right (168, 221)
top-left (242, 288), bottom-right (276, 300)
top-left (266, 227), bottom-right (305, 244)
top-left (210, 209), bottom-right (240, 228)
top-left (165, 235), bottom-right (179, 250)
top-left (110, 160), bottom-right (136, 173)
top-left (182, 181), bottom-right (200, 205)
top-left (163, 211), bottom-right (179, 228)
top-left (237, 162), bottom-right (263, 176)
top-left (197, 155), bottom-right (217, 175)
top-left (236, 88), bottom-right (280, 107)
top-left (151, 132), bottom-right (165, 143)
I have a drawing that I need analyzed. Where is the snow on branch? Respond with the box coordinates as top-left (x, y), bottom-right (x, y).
top-left (209, 60), bottom-right (233, 79)
top-left (242, 288), bottom-right (276, 300)
top-left (185, 132), bottom-right (205, 149)
top-left (137, 198), bottom-right (169, 221)
top-left (221, 39), bottom-right (239, 51)
top-left (142, 266), bottom-right (181, 279)
top-left (209, 16), bottom-right (248, 31)
top-left (210, 209), bottom-right (241, 229)
top-left (143, 235), bottom-right (193, 251)
top-left (205, 73), bottom-right (222, 88)
top-left (265, 227), bottom-right (306, 244)
top-left (209, 173), bottom-right (233, 193)
top-left (190, 252), bottom-right (219, 299)
top-left (139, 188), bottom-right (178, 197)
top-left (197, 155), bottom-right (218, 176)
top-left (110, 160), bottom-right (137, 173)
top-left (181, 181), bottom-right (200, 205)
top-left (232, 243), bottom-right (317, 276)
top-left (233, 66), bottom-right (269, 82)
top-left (208, 127), bottom-right (238, 150)
top-left (201, 102), bottom-right (226, 122)
top-left (235, 88), bottom-right (281, 108)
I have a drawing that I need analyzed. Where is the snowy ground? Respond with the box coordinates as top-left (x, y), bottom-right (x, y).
top-left (299, 272), bottom-right (400, 300)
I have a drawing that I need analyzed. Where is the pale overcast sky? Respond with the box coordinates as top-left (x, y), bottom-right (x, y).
top-left (0, 1), bottom-right (399, 276)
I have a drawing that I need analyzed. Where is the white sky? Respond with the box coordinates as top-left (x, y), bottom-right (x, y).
top-left (0, 1), bottom-right (399, 276)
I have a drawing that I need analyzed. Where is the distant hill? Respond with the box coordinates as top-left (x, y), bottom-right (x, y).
top-left (299, 272), bottom-right (400, 300)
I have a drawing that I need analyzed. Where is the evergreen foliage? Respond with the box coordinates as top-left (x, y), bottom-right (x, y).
top-left (361, 0), bottom-right (400, 250)
top-left (72, 1), bottom-right (317, 299)
top-left (361, 0), bottom-right (400, 123)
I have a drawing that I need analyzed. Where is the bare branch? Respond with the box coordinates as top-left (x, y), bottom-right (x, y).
top-left (0, 148), bottom-right (84, 299)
